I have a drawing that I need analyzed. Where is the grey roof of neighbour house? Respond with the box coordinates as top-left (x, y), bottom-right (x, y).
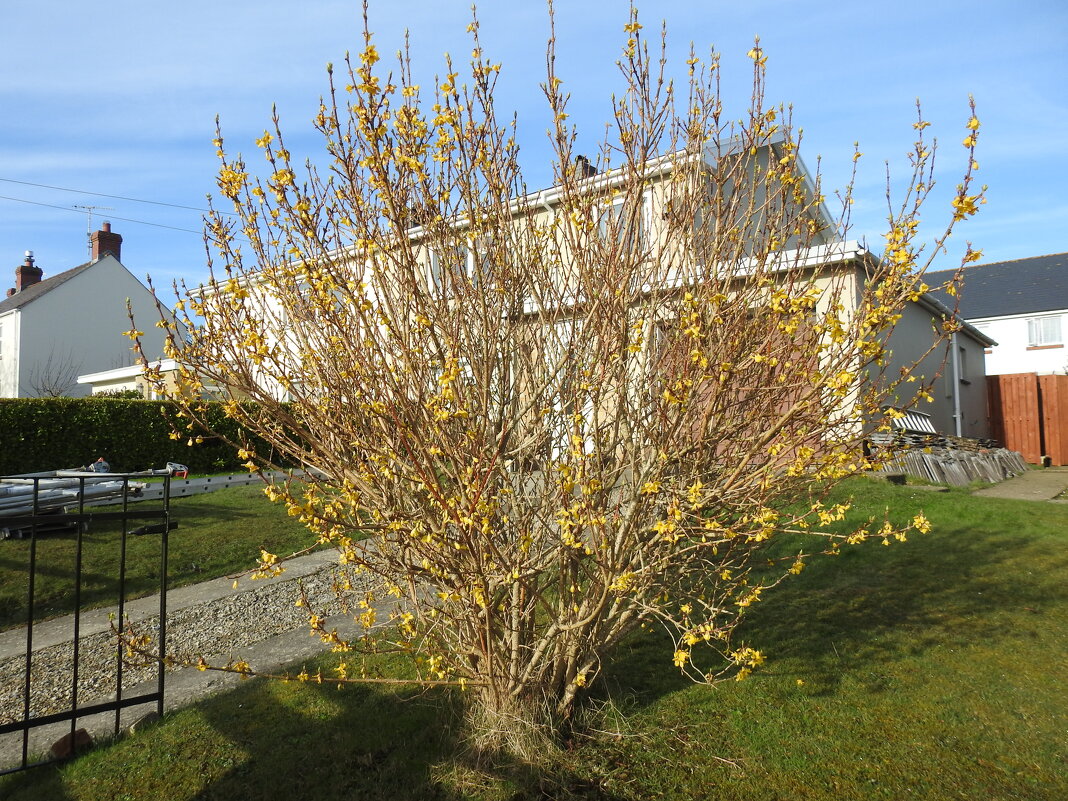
top-left (925, 252), bottom-right (1068, 319)
top-left (0, 261), bottom-right (94, 314)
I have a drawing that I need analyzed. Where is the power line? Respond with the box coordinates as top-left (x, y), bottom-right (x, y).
top-left (0, 194), bottom-right (204, 234)
top-left (0, 176), bottom-right (236, 216)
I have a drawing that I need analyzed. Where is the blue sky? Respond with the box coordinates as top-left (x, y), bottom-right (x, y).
top-left (1, 0), bottom-right (1065, 290)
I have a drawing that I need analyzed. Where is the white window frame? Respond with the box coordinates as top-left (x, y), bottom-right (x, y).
top-left (427, 240), bottom-right (491, 296)
top-left (597, 192), bottom-right (651, 256)
top-left (1027, 315), bottom-right (1062, 348)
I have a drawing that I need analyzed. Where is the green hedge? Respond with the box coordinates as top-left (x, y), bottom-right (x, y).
top-left (0, 398), bottom-right (274, 475)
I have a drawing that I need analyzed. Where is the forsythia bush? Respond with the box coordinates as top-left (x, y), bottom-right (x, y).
top-left (132, 3), bottom-right (982, 750)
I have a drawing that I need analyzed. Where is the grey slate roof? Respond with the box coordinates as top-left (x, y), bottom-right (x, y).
top-left (0, 261), bottom-right (94, 314)
top-left (925, 252), bottom-right (1068, 319)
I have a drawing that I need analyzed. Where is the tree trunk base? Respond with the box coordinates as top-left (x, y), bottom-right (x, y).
top-left (461, 693), bottom-right (563, 767)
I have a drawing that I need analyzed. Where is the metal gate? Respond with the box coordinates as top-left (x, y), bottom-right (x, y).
top-left (0, 471), bottom-right (171, 775)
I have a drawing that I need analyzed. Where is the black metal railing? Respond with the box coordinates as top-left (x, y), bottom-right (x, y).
top-left (0, 471), bottom-right (171, 775)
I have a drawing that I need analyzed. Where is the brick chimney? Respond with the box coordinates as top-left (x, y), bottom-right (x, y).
top-left (90, 221), bottom-right (122, 262)
top-left (575, 154), bottom-right (598, 179)
top-left (7, 250), bottom-right (43, 297)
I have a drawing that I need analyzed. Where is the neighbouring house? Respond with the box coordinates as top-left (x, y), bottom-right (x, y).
top-left (196, 137), bottom-right (993, 440)
top-left (882, 274), bottom-right (993, 437)
top-left (77, 358), bottom-right (221, 399)
top-left (0, 224), bottom-right (170, 398)
top-left (78, 358), bottom-right (178, 398)
top-left (926, 253), bottom-right (1068, 376)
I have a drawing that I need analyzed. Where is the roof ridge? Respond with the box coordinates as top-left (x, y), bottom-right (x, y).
top-left (926, 252), bottom-right (1068, 276)
top-left (970, 252), bottom-right (1067, 269)
top-left (0, 259), bottom-right (97, 313)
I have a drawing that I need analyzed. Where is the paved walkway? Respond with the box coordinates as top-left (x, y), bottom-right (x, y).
top-left (972, 466), bottom-right (1068, 502)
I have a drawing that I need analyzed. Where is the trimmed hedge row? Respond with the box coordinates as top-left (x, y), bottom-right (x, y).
top-left (0, 398), bottom-right (271, 475)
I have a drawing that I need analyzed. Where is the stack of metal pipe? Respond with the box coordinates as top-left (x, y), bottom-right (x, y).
top-left (0, 474), bottom-right (147, 520)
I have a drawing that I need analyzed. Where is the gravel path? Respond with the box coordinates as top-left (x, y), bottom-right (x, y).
top-left (0, 556), bottom-right (371, 727)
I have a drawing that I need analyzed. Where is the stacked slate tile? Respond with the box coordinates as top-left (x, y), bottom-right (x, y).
top-left (870, 430), bottom-right (1027, 487)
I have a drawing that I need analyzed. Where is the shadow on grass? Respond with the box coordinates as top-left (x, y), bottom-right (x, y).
top-left (187, 674), bottom-right (632, 801)
top-left (0, 764), bottom-right (73, 800)
top-left (598, 502), bottom-right (1068, 703)
top-left (730, 511), bottom-right (1065, 694)
top-left (189, 679), bottom-right (455, 800)
top-left (0, 673), bottom-right (643, 801)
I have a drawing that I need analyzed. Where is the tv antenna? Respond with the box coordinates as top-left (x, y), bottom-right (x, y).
top-left (73, 205), bottom-right (113, 255)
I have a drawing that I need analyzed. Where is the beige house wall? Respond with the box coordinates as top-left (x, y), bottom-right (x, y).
top-left (231, 143), bottom-right (984, 445)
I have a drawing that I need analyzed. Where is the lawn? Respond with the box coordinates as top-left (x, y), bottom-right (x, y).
top-left (0, 483), bottom-right (315, 630)
top-left (1, 477), bottom-right (1065, 799)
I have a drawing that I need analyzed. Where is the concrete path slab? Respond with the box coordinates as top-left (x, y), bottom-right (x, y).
top-left (972, 466), bottom-right (1068, 501)
top-left (1, 609), bottom-right (356, 770)
top-left (0, 548), bottom-right (347, 771)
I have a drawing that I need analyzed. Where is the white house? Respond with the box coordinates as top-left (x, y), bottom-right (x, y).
top-left (191, 139), bottom-right (994, 440)
top-left (926, 253), bottom-right (1068, 376)
top-left (77, 358), bottom-right (178, 398)
top-left (0, 224), bottom-right (169, 397)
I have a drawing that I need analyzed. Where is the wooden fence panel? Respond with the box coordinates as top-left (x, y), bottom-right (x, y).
top-left (987, 373), bottom-right (1042, 463)
top-left (1039, 374), bottom-right (1068, 466)
top-left (987, 375), bottom-right (1005, 446)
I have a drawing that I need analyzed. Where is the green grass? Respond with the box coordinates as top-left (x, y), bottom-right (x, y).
top-left (0, 651), bottom-right (464, 801)
top-left (578, 479), bottom-right (1068, 799)
top-left (0, 484), bottom-right (315, 629)
top-left (2, 477), bottom-right (1066, 799)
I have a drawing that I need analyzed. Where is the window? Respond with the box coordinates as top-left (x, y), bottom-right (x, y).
top-left (427, 248), bottom-right (443, 293)
top-left (427, 240), bottom-right (494, 295)
top-left (1027, 315), bottom-right (1062, 348)
top-left (543, 317), bottom-right (594, 458)
top-left (688, 175), bottom-right (719, 232)
top-left (426, 243), bottom-right (468, 296)
top-left (598, 194), bottom-right (648, 255)
top-left (468, 238), bottom-right (495, 287)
